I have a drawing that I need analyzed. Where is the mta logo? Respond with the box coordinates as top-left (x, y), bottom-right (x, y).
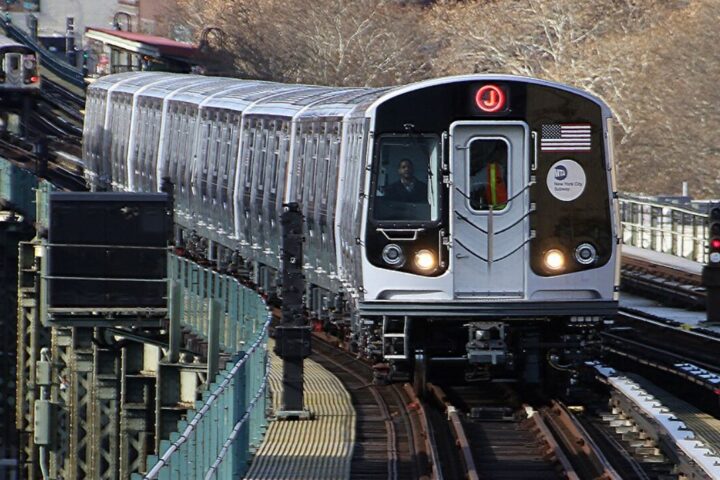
top-left (554, 165), bottom-right (568, 180)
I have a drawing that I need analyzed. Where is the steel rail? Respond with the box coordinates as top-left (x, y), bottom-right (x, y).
top-left (426, 383), bottom-right (478, 480)
top-left (540, 401), bottom-right (623, 480)
top-left (311, 334), bottom-right (402, 480)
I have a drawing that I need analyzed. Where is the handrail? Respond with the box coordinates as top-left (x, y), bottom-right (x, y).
top-left (619, 196), bottom-right (708, 263)
top-left (132, 255), bottom-right (272, 480)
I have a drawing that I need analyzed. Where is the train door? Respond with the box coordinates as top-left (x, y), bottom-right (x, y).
top-left (450, 122), bottom-right (529, 298)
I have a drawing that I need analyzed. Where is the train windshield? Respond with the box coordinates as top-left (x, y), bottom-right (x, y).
top-left (372, 134), bottom-right (440, 222)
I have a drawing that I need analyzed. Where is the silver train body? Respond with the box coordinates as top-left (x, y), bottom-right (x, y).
top-left (0, 34), bottom-right (39, 95)
top-left (83, 72), bottom-right (619, 382)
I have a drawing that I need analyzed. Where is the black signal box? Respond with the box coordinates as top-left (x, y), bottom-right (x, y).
top-left (47, 192), bottom-right (171, 310)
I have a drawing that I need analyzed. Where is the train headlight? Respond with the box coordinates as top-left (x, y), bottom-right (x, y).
top-left (543, 249), bottom-right (565, 271)
top-left (574, 243), bottom-right (597, 265)
top-left (414, 249), bottom-right (436, 271)
top-left (382, 244), bottom-right (405, 266)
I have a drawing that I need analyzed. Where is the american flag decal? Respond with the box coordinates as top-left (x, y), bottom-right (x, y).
top-left (541, 124), bottom-right (591, 152)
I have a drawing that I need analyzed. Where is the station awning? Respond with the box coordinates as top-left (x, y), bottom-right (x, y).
top-left (84, 28), bottom-right (200, 61)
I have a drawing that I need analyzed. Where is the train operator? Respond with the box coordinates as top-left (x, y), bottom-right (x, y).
top-left (383, 158), bottom-right (428, 203)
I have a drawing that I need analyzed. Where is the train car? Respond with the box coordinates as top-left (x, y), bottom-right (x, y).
top-left (0, 33), bottom-right (39, 95)
top-left (84, 72), bottom-right (620, 389)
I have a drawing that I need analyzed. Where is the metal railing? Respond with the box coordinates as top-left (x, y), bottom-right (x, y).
top-left (619, 195), bottom-right (709, 263)
top-left (133, 255), bottom-right (271, 480)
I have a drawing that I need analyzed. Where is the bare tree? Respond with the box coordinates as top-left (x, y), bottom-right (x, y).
top-left (172, 0), bottom-right (436, 86)
top-left (166, 0), bottom-right (719, 195)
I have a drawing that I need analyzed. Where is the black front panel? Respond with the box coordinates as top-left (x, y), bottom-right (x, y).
top-left (369, 79), bottom-right (612, 277)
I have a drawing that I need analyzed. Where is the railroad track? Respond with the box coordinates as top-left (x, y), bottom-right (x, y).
top-left (311, 333), bottom-right (433, 479)
top-left (425, 382), bottom-right (621, 480)
top-left (605, 310), bottom-right (720, 394)
top-left (621, 251), bottom-right (705, 308)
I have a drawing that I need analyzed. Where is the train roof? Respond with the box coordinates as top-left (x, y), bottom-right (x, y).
top-left (367, 74), bottom-right (613, 118)
top-left (106, 72), bottom-right (176, 96)
top-left (90, 72), bottom-right (612, 120)
top-left (0, 34), bottom-right (35, 54)
top-left (295, 88), bottom-right (389, 120)
top-left (132, 76), bottom-right (219, 100)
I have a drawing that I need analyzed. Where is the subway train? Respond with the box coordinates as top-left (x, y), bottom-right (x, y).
top-left (83, 72), bottom-right (620, 387)
top-left (0, 33), bottom-right (40, 95)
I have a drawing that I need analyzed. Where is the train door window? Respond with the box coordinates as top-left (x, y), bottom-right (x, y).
top-left (244, 124), bottom-right (255, 189)
top-left (9, 55), bottom-right (19, 71)
top-left (179, 106), bottom-right (193, 192)
top-left (468, 139), bottom-right (509, 211)
top-left (211, 112), bottom-right (223, 201)
top-left (137, 104), bottom-right (147, 175)
top-left (201, 112), bottom-right (214, 200)
top-left (270, 126), bottom-right (282, 194)
top-left (320, 134), bottom-right (332, 207)
top-left (216, 113), bottom-right (230, 207)
top-left (168, 109), bottom-right (179, 186)
top-left (257, 123), bottom-right (269, 192)
top-left (296, 133), bottom-right (308, 204)
top-left (224, 114), bottom-right (241, 208)
top-left (307, 133), bottom-right (319, 205)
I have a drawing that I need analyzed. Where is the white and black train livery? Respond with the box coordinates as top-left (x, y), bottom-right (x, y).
top-left (0, 34), bottom-right (39, 98)
top-left (83, 72), bottom-right (619, 385)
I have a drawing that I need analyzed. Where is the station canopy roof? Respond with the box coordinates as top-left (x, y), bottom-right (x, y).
top-left (85, 27), bottom-right (200, 61)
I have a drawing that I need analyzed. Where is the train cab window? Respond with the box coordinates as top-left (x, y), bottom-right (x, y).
top-left (372, 135), bottom-right (440, 222)
top-left (468, 139), bottom-right (509, 211)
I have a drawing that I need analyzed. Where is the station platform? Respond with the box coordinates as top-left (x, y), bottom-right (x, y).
top-left (622, 244), bottom-right (703, 276)
top-left (619, 244), bottom-right (720, 332)
top-left (244, 345), bottom-right (356, 479)
top-left (619, 292), bottom-right (711, 327)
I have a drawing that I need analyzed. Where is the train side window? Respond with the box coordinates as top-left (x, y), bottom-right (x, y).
top-left (468, 139), bottom-right (509, 211)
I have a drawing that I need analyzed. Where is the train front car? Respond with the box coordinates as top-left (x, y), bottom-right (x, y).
top-left (0, 35), bottom-right (40, 95)
top-left (357, 76), bottom-right (619, 388)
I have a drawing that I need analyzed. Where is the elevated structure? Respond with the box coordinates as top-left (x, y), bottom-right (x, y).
top-left (13, 181), bottom-right (270, 479)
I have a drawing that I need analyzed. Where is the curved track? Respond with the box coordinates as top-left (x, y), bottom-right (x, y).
top-left (311, 333), bottom-right (432, 479)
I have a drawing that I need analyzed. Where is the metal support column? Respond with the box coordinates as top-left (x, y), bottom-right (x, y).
top-left (0, 221), bottom-right (32, 479)
top-left (16, 241), bottom-right (50, 480)
top-left (120, 340), bottom-right (155, 478)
